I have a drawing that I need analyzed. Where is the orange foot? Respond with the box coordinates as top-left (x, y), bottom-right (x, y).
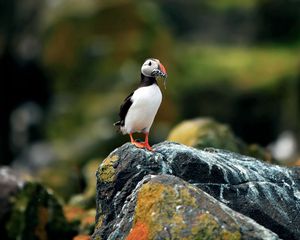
top-left (129, 133), bottom-right (153, 151)
top-left (132, 141), bottom-right (153, 151)
top-left (141, 142), bottom-right (153, 151)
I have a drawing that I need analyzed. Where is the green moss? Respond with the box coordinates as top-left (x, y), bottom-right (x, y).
top-left (98, 155), bottom-right (119, 183)
top-left (168, 118), bottom-right (241, 152)
top-left (6, 182), bottom-right (76, 240)
top-left (94, 215), bottom-right (104, 231)
top-left (131, 181), bottom-right (241, 240)
top-left (94, 235), bottom-right (102, 240)
top-left (193, 213), bottom-right (241, 240)
top-left (168, 118), bottom-right (274, 162)
top-left (133, 182), bottom-right (195, 239)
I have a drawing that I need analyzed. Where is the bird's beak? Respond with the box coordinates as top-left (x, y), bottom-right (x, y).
top-left (150, 62), bottom-right (168, 89)
top-left (159, 63), bottom-right (168, 89)
top-left (159, 63), bottom-right (167, 77)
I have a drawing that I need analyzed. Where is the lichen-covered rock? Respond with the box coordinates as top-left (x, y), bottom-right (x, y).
top-left (6, 182), bottom-right (77, 240)
top-left (93, 142), bottom-right (300, 240)
top-left (168, 118), bottom-right (240, 152)
top-left (107, 175), bottom-right (279, 240)
top-left (0, 167), bottom-right (77, 240)
top-left (167, 118), bottom-right (273, 162)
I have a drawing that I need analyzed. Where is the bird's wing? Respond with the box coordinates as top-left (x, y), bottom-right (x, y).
top-left (117, 92), bottom-right (134, 126)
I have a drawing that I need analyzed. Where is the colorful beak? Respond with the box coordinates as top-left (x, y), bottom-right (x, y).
top-left (159, 63), bottom-right (167, 76)
top-left (159, 63), bottom-right (167, 89)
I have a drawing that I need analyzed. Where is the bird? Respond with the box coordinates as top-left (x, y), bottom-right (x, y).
top-left (114, 58), bottom-right (167, 151)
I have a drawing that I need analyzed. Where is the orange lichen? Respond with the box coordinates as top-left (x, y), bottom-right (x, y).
top-left (73, 234), bottom-right (91, 240)
top-left (126, 221), bottom-right (149, 240)
top-left (130, 181), bottom-right (241, 240)
top-left (34, 207), bottom-right (48, 240)
top-left (81, 215), bottom-right (95, 225)
top-left (132, 182), bottom-right (197, 239)
top-left (63, 206), bottom-right (85, 222)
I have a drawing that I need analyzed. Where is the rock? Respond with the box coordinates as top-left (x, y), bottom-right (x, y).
top-left (0, 167), bottom-right (24, 237)
top-left (104, 175), bottom-right (280, 240)
top-left (92, 142), bottom-right (300, 240)
top-left (0, 166), bottom-right (77, 240)
top-left (168, 118), bottom-right (241, 152)
top-left (6, 182), bottom-right (78, 240)
top-left (0, 167), bottom-right (24, 217)
top-left (167, 118), bottom-right (273, 163)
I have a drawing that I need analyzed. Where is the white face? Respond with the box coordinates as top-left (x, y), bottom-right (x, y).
top-left (141, 58), bottom-right (160, 77)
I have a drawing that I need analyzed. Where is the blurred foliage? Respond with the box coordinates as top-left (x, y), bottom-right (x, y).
top-left (1, 0), bottom-right (300, 200)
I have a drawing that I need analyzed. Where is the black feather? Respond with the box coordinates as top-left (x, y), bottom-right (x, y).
top-left (114, 92), bottom-right (134, 129)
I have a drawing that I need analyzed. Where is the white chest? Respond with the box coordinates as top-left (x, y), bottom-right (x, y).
top-left (123, 84), bottom-right (162, 134)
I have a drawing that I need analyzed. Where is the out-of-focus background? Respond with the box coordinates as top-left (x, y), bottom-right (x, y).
top-left (1, 0), bottom-right (300, 201)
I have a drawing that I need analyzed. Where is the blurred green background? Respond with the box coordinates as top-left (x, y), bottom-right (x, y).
top-left (1, 0), bottom-right (300, 200)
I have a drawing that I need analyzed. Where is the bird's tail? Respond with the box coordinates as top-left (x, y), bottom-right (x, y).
top-left (114, 121), bottom-right (121, 126)
top-left (113, 121), bottom-right (122, 132)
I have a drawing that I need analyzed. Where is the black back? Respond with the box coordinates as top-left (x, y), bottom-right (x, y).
top-left (115, 92), bottom-right (134, 126)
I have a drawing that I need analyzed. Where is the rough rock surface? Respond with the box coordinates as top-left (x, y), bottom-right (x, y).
top-left (167, 118), bottom-right (273, 162)
top-left (92, 142), bottom-right (300, 240)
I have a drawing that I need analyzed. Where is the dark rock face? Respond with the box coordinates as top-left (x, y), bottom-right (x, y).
top-left (93, 142), bottom-right (300, 240)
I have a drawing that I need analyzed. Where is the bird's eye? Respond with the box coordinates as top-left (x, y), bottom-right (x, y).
top-left (148, 61), bottom-right (152, 66)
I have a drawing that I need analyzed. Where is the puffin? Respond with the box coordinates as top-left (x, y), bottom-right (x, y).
top-left (114, 58), bottom-right (167, 151)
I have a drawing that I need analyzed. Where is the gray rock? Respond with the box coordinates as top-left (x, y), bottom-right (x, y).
top-left (105, 174), bottom-right (280, 240)
top-left (93, 142), bottom-right (300, 239)
top-left (0, 167), bottom-right (24, 226)
top-left (157, 142), bottom-right (300, 239)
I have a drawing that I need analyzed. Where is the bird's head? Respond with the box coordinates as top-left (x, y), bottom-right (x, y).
top-left (141, 58), bottom-right (167, 79)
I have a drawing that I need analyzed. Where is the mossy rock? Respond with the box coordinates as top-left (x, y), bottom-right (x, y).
top-left (6, 182), bottom-right (77, 240)
top-left (168, 118), bottom-right (273, 162)
top-left (128, 180), bottom-right (241, 240)
top-left (168, 118), bottom-right (241, 152)
top-left (94, 173), bottom-right (279, 240)
top-left (92, 142), bottom-right (297, 239)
